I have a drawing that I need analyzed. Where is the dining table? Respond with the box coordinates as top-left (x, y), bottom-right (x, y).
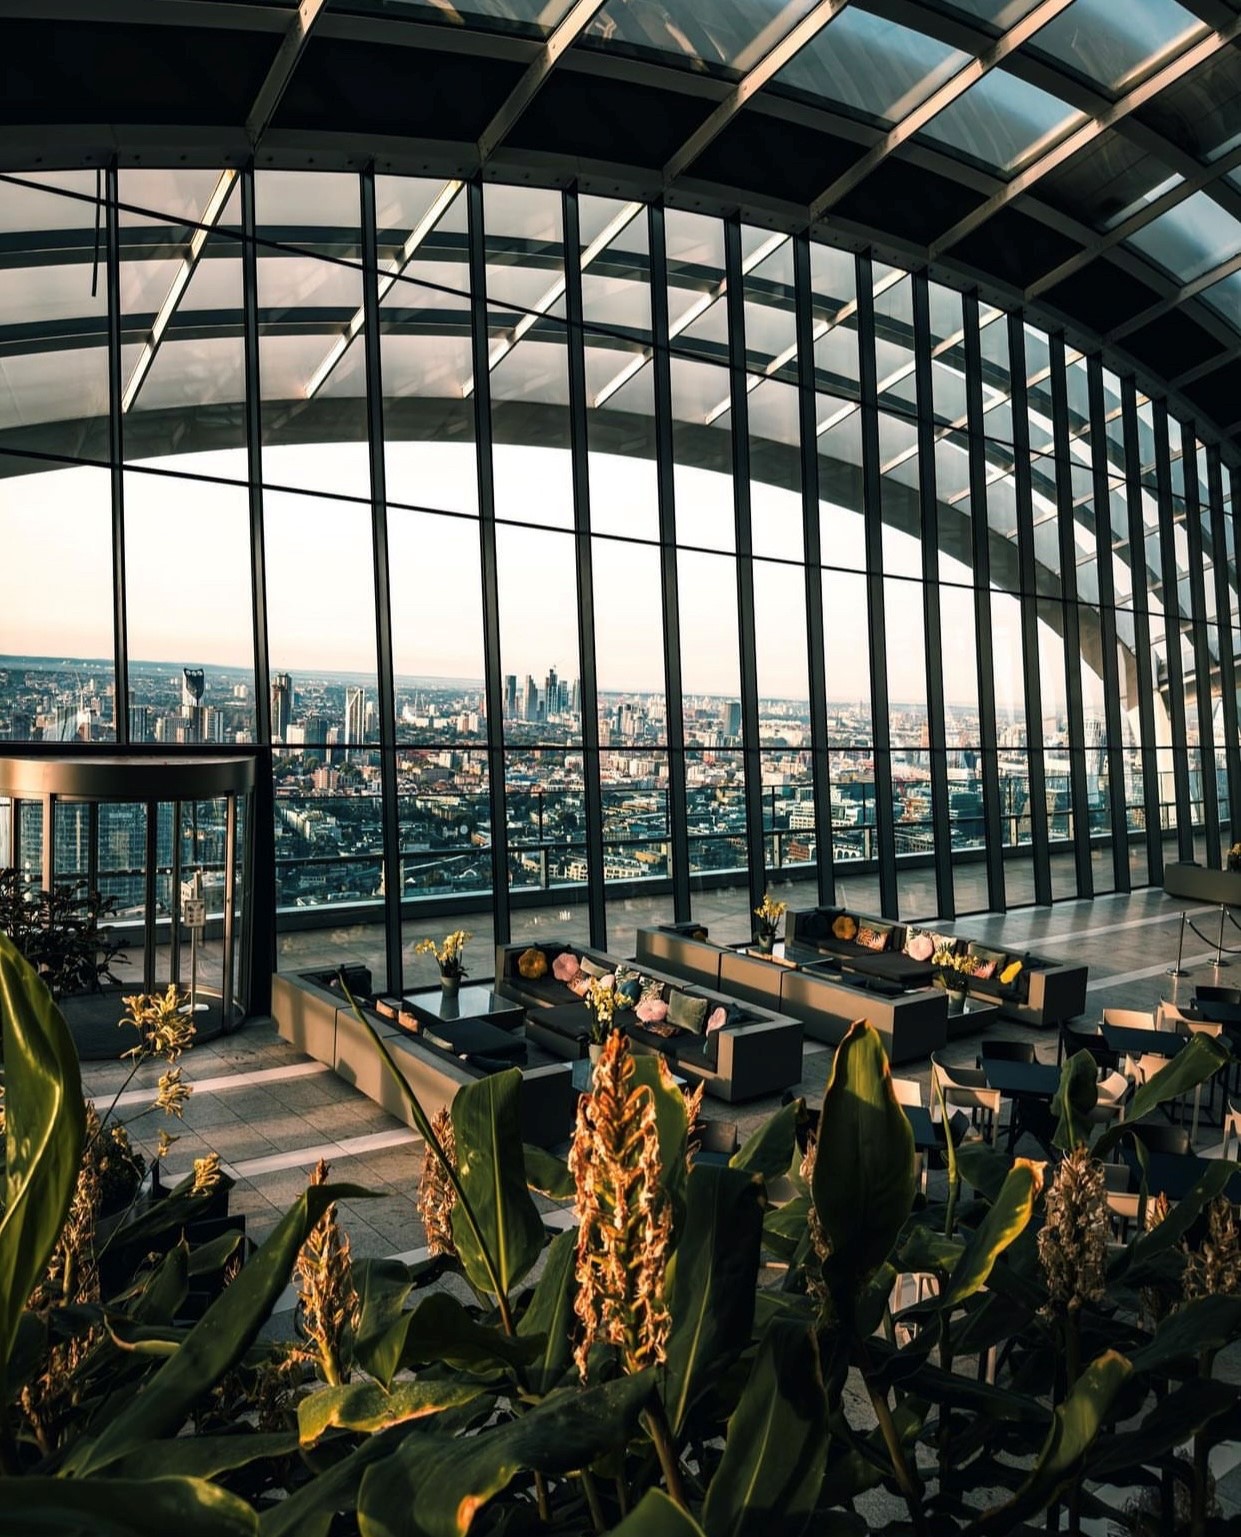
top-left (981, 1059), bottom-right (1062, 1153)
top-left (1119, 1145), bottom-right (1241, 1203)
top-left (1100, 1023), bottom-right (1187, 1060)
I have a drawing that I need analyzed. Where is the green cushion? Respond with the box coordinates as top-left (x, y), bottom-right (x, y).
top-left (666, 991), bottom-right (709, 1034)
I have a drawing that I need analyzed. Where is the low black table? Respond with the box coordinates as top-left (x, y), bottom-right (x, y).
top-left (1101, 1023), bottom-right (1187, 1060)
top-left (400, 985), bottom-right (525, 1032)
top-left (982, 1059), bottom-right (1062, 1153)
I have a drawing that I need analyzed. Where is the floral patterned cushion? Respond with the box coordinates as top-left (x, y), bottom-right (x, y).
top-left (905, 932), bottom-right (935, 962)
top-left (856, 924), bottom-right (890, 952)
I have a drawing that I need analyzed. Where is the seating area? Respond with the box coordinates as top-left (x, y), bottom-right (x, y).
top-left (787, 907), bottom-right (1089, 1030)
top-left (634, 921), bottom-right (951, 1065)
top-left (494, 939), bottom-right (805, 1104)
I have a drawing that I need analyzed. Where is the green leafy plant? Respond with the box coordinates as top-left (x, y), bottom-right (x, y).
top-left (0, 871), bottom-right (127, 999)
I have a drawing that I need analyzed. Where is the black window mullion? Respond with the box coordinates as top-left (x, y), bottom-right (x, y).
top-left (963, 296), bottom-right (1005, 911)
top-left (241, 165), bottom-right (275, 997)
top-left (912, 271), bottom-right (953, 920)
top-left (1153, 399), bottom-right (1195, 860)
top-left (562, 187), bottom-right (606, 949)
top-left (360, 167), bottom-right (403, 995)
top-left (649, 204), bottom-right (691, 923)
top-left (1208, 446), bottom-right (1241, 838)
top-left (1121, 378), bottom-right (1163, 884)
top-left (105, 163), bottom-right (129, 744)
top-left (1008, 313), bottom-right (1051, 905)
top-left (466, 180), bottom-right (511, 948)
top-left (1049, 336), bottom-right (1092, 897)
top-left (1180, 420), bottom-right (1221, 864)
top-left (856, 253), bottom-right (897, 919)
top-left (1087, 355), bottom-right (1131, 893)
top-left (725, 219), bottom-right (766, 921)
top-left (794, 233), bottom-right (834, 906)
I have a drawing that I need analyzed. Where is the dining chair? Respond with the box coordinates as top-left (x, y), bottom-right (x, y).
top-left (977, 1039), bottom-right (1036, 1068)
top-left (931, 1054), bottom-right (1001, 1145)
top-left (891, 1077), bottom-right (923, 1108)
top-left (1126, 1119), bottom-right (1191, 1158)
top-left (1102, 1007), bottom-right (1157, 1032)
top-left (1221, 1095), bottom-right (1241, 1162)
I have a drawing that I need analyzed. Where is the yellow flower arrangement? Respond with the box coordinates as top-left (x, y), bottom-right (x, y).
top-left (415, 928), bottom-right (472, 978)
top-left (754, 890), bottom-right (787, 931)
top-left (583, 975), bottom-right (618, 1044)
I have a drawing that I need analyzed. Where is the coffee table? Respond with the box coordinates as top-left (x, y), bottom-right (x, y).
top-left (400, 985), bottom-right (525, 1033)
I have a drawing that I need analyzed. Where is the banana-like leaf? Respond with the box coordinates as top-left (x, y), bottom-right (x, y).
top-left (971, 1349), bottom-right (1133, 1533)
top-left (357, 1373), bottom-right (655, 1537)
top-left (1051, 1050), bottom-right (1099, 1153)
top-left (1094, 1033), bottom-right (1230, 1158)
top-left (66, 1181), bottom-right (373, 1476)
top-left (130, 1238), bottom-right (190, 1324)
top-left (664, 1164), bottom-right (765, 1437)
top-left (811, 1020), bottom-right (915, 1326)
top-left (701, 1318), bottom-right (826, 1537)
top-left (186, 1229), bottom-right (246, 1279)
top-left (939, 1159), bottom-right (1043, 1310)
top-left (731, 1102), bottom-right (799, 1181)
top-left (108, 1172), bottom-right (238, 1253)
top-left (610, 1490), bottom-right (708, 1537)
top-left (1129, 1294), bottom-right (1241, 1374)
top-left (451, 1070), bottom-right (545, 1301)
top-left (389, 1291), bottom-right (542, 1376)
top-left (108, 1432), bottom-right (300, 1480)
top-left (954, 1142), bottom-right (1012, 1204)
top-left (0, 1476), bottom-right (257, 1536)
top-left (522, 1144), bottom-right (573, 1200)
top-left (352, 1259), bottom-right (417, 1390)
top-left (763, 1195), bottom-right (811, 1259)
top-left (299, 1379), bottom-right (486, 1444)
top-left (0, 933), bottom-right (85, 1400)
top-left (1090, 1379), bottom-right (1238, 1479)
top-left (259, 1425), bottom-right (409, 1537)
top-left (516, 1226), bottom-right (577, 1393)
top-left (894, 1224), bottom-right (965, 1277)
top-left (1111, 1159), bottom-right (1239, 1284)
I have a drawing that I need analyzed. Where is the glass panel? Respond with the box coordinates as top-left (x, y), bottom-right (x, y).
top-left (601, 748), bottom-right (673, 952)
top-left (506, 748), bottom-right (589, 946)
top-left (0, 173), bottom-right (110, 461)
top-left (593, 536), bottom-right (667, 740)
top-left (390, 508), bottom-right (486, 746)
top-left (823, 569), bottom-right (872, 746)
top-left (685, 748), bottom-right (750, 940)
top-left (0, 459), bottom-right (116, 740)
top-left (585, 0), bottom-right (820, 74)
top-left (1031, 0), bottom-right (1205, 92)
top-left (920, 69), bottom-right (1086, 175)
top-left (678, 549), bottom-right (740, 704)
top-left (1128, 191), bottom-right (1241, 284)
top-left (124, 470), bottom-right (256, 742)
top-left (495, 523), bottom-right (582, 742)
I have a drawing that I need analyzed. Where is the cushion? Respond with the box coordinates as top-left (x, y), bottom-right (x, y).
top-left (518, 947), bottom-right (549, 980)
top-left (579, 956), bottom-right (609, 978)
top-left (904, 931), bottom-right (934, 962)
top-left (597, 974), bottom-right (616, 989)
top-left (706, 1005), bottom-right (727, 1036)
top-left (568, 974), bottom-right (591, 997)
top-left (972, 959), bottom-right (998, 981)
top-left (639, 976), bottom-right (666, 1001)
top-left (551, 952), bottom-right (580, 983)
top-left (667, 992), bottom-right (709, 1034)
top-left (1000, 959), bottom-right (1023, 987)
top-left (832, 914), bottom-right (858, 941)
top-left (616, 978), bottom-right (642, 1007)
top-left (856, 924), bottom-right (891, 952)
top-left (636, 997), bottom-right (669, 1023)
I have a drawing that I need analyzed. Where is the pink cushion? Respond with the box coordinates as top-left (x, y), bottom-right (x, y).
top-left (706, 1005), bottom-right (727, 1035)
top-left (567, 974), bottom-right (591, 996)
top-left (552, 952), bottom-right (580, 983)
top-left (906, 933), bottom-right (934, 962)
top-left (635, 997), bottom-right (669, 1023)
top-left (597, 973), bottom-right (615, 989)
top-left (972, 960), bottom-right (997, 981)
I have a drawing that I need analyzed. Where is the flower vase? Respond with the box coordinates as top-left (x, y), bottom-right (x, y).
top-left (756, 929), bottom-right (776, 955)
top-left (946, 988), bottom-right (966, 1016)
top-left (440, 972), bottom-right (460, 998)
top-left (588, 1041), bottom-right (603, 1066)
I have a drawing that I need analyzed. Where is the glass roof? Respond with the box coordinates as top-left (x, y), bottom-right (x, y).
top-left (918, 67), bottom-right (1086, 175)
top-left (1127, 190), bottom-right (1241, 284)
top-left (585, 0), bottom-right (821, 75)
top-left (1027, 0), bottom-right (1206, 94)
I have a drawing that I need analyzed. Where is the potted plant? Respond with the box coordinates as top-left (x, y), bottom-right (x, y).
top-left (932, 945), bottom-right (976, 1013)
top-left (753, 889), bottom-right (787, 954)
top-left (583, 975), bottom-right (617, 1064)
top-left (415, 928), bottom-right (472, 996)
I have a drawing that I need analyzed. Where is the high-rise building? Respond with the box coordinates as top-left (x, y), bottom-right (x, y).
top-left (181, 667), bottom-right (205, 710)
top-left (725, 701), bottom-right (742, 737)
top-left (544, 667), bottom-right (559, 720)
top-left (271, 673), bottom-right (292, 741)
top-left (504, 674), bottom-right (518, 718)
top-left (524, 675), bottom-right (540, 722)
top-left (345, 686), bottom-right (366, 746)
top-left (128, 705), bottom-right (150, 742)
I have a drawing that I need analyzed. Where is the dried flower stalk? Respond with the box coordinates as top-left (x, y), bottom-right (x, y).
top-left (192, 1152), bottom-right (223, 1196)
top-left (799, 1135), bottom-right (831, 1311)
top-left (418, 1106), bottom-right (458, 1258)
top-left (119, 984), bottom-right (195, 1061)
top-left (1183, 1195), bottom-right (1241, 1302)
top-left (569, 1030), bottom-right (671, 1381)
top-left (1038, 1146), bottom-right (1107, 1317)
top-left (294, 1159), bottom-right (358, 1386)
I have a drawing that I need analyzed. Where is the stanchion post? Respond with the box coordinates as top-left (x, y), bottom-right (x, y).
top-left (1216, 904), bottom-right (1232, 969)
top-left (1167, 910), bottom-right (1189, 978)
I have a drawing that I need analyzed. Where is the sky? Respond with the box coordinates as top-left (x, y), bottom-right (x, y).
top-left (3, 439), bottom-right (1017, 703)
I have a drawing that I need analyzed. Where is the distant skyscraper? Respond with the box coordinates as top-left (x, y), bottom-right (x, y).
top-left (544, 667), bottom-right (559, 719)
top-left (128, 705), bottom-right (150, 743)
top-left (524, 675), bottom-right (540, 722)
top-left (271, 672), bottom-right (292, 741)
top-left (345, 686), bottom-right (367, 746)
top-left (181, 667), bottom-right (205, 710)
top-left (725, 700), bottom-right (742, 737)
top-left (504, 674), bottom-right (518, 718)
